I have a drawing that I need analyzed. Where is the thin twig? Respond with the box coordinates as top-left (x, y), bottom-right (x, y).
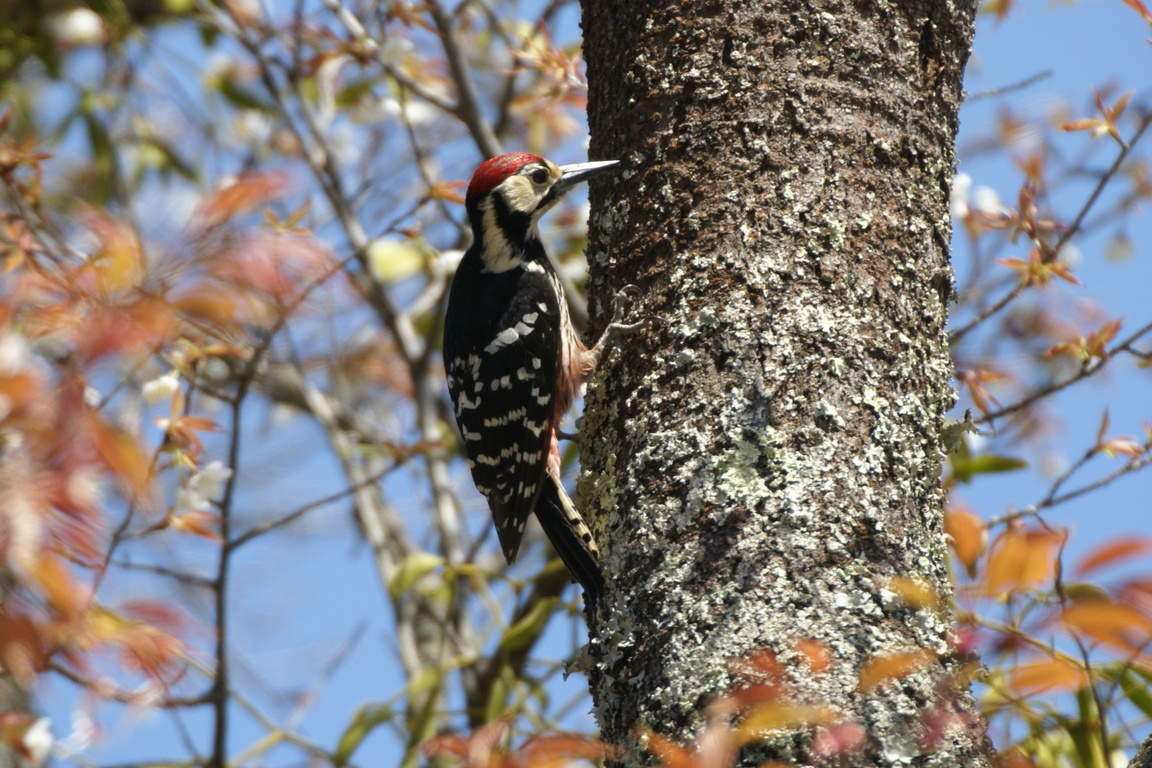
top-left (109, 561), bottom-right (215, 589)
top-left (323, 0), bottom-right (455, 107)
top-left (975, 319), bottom-right (1152, 424)
top-left (209, 370), bottom-right (250, 768)
top-left (964, 71), bottom-right (1052, 103)
top-left (1052, 533), bottom-right (1114, 763)
top-left (230, 460), bottom-right (404, 548)
top-left (950, 283), bottom-right (1024, 344)
top-left (51, 663), bottom-right (212, 708)
top-left (950, 113), bottom-right (1152, 344)
top-left (1042, 113), bottom-right (1152, 264)
top-left (426, 0), bottom-right (502, 158)
top-left (986, 446), bottom-right (1152, 529)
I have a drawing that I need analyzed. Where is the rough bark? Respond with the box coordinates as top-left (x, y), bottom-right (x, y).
top-left (578, 1), bottom-right (988, 766)
top-left (1132, 733), bottom-right (1152, 768)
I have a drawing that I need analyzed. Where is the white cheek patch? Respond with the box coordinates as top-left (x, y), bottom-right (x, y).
top-left (500, 176), bottom-right (544, 215)
top-left (479, 203), bottom-right (516, 273)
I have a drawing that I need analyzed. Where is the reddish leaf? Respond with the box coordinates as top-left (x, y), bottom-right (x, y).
top-left (422, 718), bottom-right (507, 765)
top-left (1120, 0), bottom-right (1152, 23)
top-left (427, 179), bottom-right (467, 204)
top-left (997, 249), bottom-right (1080, 287)
top-left (512, 733), bottom-right (615, 767)
top-left (956, 369), bottom-right (1006, 415)
top-left (857, 649), bottom-right (936, 691)
top-left (171, 287), bottom-right (244, 327)
top-left (168, 510), bottom-right (224, 542)
top-left (983, 528), bottom-right (1061, 596)
top-left (1061, 597), bottom-right (1152, 653)
top-left (996, 749), bottom-right (1040, 768)
top-left (1007, 657), bottom-right (1088, 696)
top-left (119, 600), bottom-right (189, 636)
top-left (0, 609), bottom-right (51, 687)
top-left (86, 412), bottom-right (152, 497)
top-left (885, 576), bottom-right (940, 610)
top-left (737, 701), bottom-right (838, 741)
top-left (197, 172), bottom-right (288, 229)
top-left (84, 213), bottom-right (146, 293)
top-left (115, 624), bottom-right (185, 683)
top-left (725, 648), bottom-right (789, 708)
top-left (640, 729), bottom-right (696, 768)
top-left (793, 638), bottom-right (832, 674)
top-left (809, 722), bottom-right (867, 761)
top-left (945, 505), bottom-right (987, 575)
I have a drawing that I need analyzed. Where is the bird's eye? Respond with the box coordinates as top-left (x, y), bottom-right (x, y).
top-left (530, 168), bottom-right (549, 185)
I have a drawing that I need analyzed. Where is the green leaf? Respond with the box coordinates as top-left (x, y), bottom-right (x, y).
top-left (403, 667), bottom-right (443, 763)
top-left (83, 110), bottom-right (116, 205)
top-left (950, 453), bottom-right (1028, 484)
top-left (149, 138), bottom-right (197, 180)
top-left (484, 667), bottom-right (512, 724)
top-left (407, 665), bottom-right (442, 703)
top-left (367, 238), bottom-right (426, 284)
top-left (498, 597), bottom-right (559, 652)
top-left (1061, 583), bottom-right (1110, 601)
top-left (337, 79), bottom-right (376, 109)
top-left (333, 702), bottom-right (394, 767)
top-left (218, 79), bottom-right (274, 112)
top-left (388, 552), bottom-right (443, 601)
top-left (1066, 688), bottom-right (1105, 768)
top-left (1100, 664), bottom-right (1152, 720)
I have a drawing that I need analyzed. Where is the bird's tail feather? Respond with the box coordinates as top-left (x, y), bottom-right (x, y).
top-left (535, 476), bottom-right (605, 611)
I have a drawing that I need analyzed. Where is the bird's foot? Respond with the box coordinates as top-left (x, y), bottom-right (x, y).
top-left (592, 285), bottom-right (660, 352)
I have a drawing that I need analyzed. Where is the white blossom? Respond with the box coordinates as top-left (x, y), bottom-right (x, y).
top-left (176, 461), bottom-right (233, 512)
top-left (0, 332), bottom-right (31, 375)
top-left (22, 718), bottom-right (53, 766)
top-left (349, 96), bottom-right (393, 124)
top-left (56, 710), bottom-right (94, 756)
top-left (190, 461), bottom-right (233, 501)
top-left (142, 372), bottom-right (180, 405)
top-left (47, 9), bottom-right (105, 48)
top-left (972, 185), bottom-right (1008, 215)
top-left (1056, 242), bottom-right (1081, 268)
top-left (402, 100), bottom-right (439, 127)
top-left (231, 110), bottom-right (272, 147)
top-left (175, 485), bottom-right (210, 512)
top-left (949, 173), bottom-right (971, 219)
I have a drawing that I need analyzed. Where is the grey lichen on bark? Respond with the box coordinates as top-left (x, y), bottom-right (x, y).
top-left (577, 0), bottom-right (990, 766)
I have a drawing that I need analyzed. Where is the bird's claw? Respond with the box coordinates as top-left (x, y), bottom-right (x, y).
top-left (596, 285), bottom-right (659, 350)
top-left (611, 285), bottom-right (643, 321)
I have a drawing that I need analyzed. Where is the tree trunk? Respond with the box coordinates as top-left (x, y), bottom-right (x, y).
top-left (578, 1), bottom-right (989, 765)
top-left (1131, 733), bottom-right (1152, 768)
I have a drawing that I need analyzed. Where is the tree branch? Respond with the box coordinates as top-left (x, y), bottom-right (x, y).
top-left (975, 319), bottom-right (1152, 425)
top-left (426, 0), bottom-right (502, 159)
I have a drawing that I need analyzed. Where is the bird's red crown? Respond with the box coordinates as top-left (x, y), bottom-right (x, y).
top-left (466, 153), bottom-right (545, 206)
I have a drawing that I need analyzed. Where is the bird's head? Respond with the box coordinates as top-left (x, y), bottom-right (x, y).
top-left (464, 152), bottom-right (617, 272)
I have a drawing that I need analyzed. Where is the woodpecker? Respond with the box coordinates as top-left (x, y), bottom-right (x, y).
top-left (443, 152), bottom-right (622, 608)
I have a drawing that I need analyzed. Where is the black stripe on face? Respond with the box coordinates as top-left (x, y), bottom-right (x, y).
top-left (534, 184), bottom-right (565, 214)
top-left (492, 190), bottom-right (533, 245)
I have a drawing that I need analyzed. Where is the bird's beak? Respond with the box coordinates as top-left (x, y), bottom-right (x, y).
top-left (555, 159), bottom-right (619, 193)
